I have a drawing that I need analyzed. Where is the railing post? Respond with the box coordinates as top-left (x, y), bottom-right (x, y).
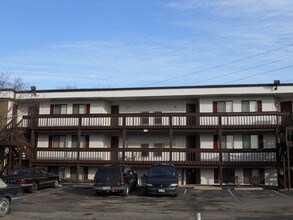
top-left (169, 116), bottom-right (173, 163)
top-left (287, 146), bottom-right (291, 190)
top-left (122, 116), bottom-right (126, 162)
top-left (219, 165), bottom-right (223, 187)
top-left (76, 128), bottom-right (81, 181)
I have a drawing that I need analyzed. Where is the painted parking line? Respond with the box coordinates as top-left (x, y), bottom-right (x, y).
top-left (272, 190), bottom-right (291, 199)
top-left (184, 189), bottom-right (187, 195)
top-left (227, 188), bottom-right (240, 201)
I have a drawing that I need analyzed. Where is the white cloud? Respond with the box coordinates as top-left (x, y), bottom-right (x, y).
top-left (167, 0), bottom-right (293, 17)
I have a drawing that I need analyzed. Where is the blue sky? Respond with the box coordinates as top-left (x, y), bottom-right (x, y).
top-left (0, 0), bottom-right (293, 89)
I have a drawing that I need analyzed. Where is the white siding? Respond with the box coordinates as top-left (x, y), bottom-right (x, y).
top-left (265, 168), bottom-right (278, 186)
top-left (200, 169), bottom-right (215, 185)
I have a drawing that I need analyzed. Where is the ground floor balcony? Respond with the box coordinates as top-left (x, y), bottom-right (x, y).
top-left (31, 148), bottom-right (277, 168)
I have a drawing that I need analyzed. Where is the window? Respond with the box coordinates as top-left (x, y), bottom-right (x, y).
top-left (242, 101), bottom-right (258, 112)
top-left (154, 143), bottom-right (163, 157)
top-left (49, 135), bottom-right (66, 148)
top-left (141, 144), bottom-right (149, 157)
top-left (50, 104), bottom-right (67, 114)
top-left (141, 111), bottom-right (149, 125)
top-left (242, 135), bottom-right (263, 149)
top-left (214, 101), bottom-right (233, 113)
top-left (73, 104), bottom-right (90, 114)
top-left (72, 135), bottom-right (89, 148)
top-left (154, 111), bottom-right (162, 125)
top-left (221, 135), bottom-right (234, 149)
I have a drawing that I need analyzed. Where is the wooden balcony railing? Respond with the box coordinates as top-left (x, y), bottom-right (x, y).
top-left (15, 112), bottom-right (291, 130)
top-left (32, 148), bottom-right (277, 167)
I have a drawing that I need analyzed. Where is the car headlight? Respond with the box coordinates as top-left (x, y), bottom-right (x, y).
top-left (170, 183), bottom-right (178, 187)
top-left (146, 183), bottom-right (153, 187)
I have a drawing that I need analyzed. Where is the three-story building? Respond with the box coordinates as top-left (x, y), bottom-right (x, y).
top-left (1, 82), bottom-right (293, 187)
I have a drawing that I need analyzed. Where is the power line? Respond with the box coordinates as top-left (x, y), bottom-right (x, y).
top-left (145, 43), bottom-right (293, 86)
top-left (224, 64), bottom-right (293, 84)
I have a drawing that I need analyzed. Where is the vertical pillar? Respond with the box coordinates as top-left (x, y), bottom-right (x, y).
top-left (218, 129), bottom-right (223, 187)
top-left (76, 129), bottom-right (81, 181)
top-left (169, 128), bottom-right (173, 163)
top-left (30, 130), bottom-right (35, 168)
top-left (287, 146), bottom-right (291, 190)
top-left (122, 129), bottom-right (126, 161)
top-left (8, 145), bottom-right (12, 173)
top-left (283, 156), bottom-right (287, 189)
top-left (122, 116), bottom-right (126, 161)
top-left (169, 116), bottom-right (173, 163)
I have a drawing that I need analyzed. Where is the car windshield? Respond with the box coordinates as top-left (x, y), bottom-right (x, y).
top-left (9, 169), bottom-right (32, 175)
top-left (96, 167), bottom-right (121, 178)
top-left (148, 166), bottom-right (176, 178)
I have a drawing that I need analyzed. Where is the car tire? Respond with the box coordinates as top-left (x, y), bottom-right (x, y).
top-left (29, 182), bottom-right (38, 193)
top-left (53, 179), bottom-right (59, 188)
top-left (122, 184), bottom-right (129, 196)
top-left (0, 197), bottom-right (10, 217)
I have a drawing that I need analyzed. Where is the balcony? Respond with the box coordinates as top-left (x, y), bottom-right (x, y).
top-left (32, 148), bottom-right (277, 167)
top-left (16, 112), bottom-right (290, 130)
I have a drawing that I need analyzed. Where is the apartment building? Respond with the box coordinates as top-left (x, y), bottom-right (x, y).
top-left (1, 82), bottom-right (293, 187)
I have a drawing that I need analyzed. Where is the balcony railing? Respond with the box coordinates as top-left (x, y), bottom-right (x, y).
top-left (16, 112), bottom-right (290, 130)
top-left (32, 148), bottom-right (277, 167)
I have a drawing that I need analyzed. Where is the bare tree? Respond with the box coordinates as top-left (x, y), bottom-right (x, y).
top-left (0, 73), bottom-right (29, 146)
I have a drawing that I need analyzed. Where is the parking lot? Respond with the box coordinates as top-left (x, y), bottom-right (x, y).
top-left (5, 185), bottom-right (293, 220)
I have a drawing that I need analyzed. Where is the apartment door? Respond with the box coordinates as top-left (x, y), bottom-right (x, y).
top-left (186, 104), bottom-right (196, 126)
top-left (222, 168), bottom-right (235, 184)
top-left (111, 136), bottom-right (119, 161)
top-left (186, 136), bottom-right (197, 161)
top-left (280, 101), bottom-right (292, 114)
top-left (111, 105), bottom-right (119, 127)
top-left (186, 168), bottom-right (199, 184)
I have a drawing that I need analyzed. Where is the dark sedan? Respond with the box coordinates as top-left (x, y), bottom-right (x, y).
top-left (145, 164), bottom-right (179, 196)
top-left (0, 178), bottom-right (23, 217)
top-left (2, 167), bottom-right (60, 193)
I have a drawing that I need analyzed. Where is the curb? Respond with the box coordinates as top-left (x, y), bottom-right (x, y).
top-left (234, 187), bottom-right (263, 191)
top-left (193, 186), bottom-right (223, 191)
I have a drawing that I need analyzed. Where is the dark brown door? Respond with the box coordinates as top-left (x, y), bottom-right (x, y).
top-left (111, 105), bottom-right (119, 127)
top-left (186, 104), bottom-right (196, 126)
top-left (186, 136), bottom-right (197, 161)
top-left (281, 101), bottom-right (292, 114)
top-left (111, 136), bottom-right (119, 161)
top-left (186, 168), bottom-right (197, 184)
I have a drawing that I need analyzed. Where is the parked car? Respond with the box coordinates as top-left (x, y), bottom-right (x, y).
top-left (94, 164), bottom-right (138, 196)
top-left (2, 167), bottom-right (60, 193)
top-left (145, 164), bottom-right (179, 196)
top-left (0, 178), bottom-right (23, 217)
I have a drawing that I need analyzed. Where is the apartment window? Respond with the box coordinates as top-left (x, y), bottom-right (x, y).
top-left (154, 143), bottom-right (163, 157)
top-left (72, 135), bottom-right (89, 148)
top-left (49, 135), bottom-right (66, 148)
top-left (141, 111), bottom-right (149, 125)
top-left (141, 143), bottom-right (149, 157)
top-left (242, 135), bottom-right (263, 149)
top-left (73, 104), bottom-right (90, 114)
top-left (50, 104), bottom-right (67, 114)
top-left (154, 111), bottom-right (162, 125)
top-left (213, 101), bottom-right (233, 113)
top-left (242, 101), bottom-right (262, 112)
top-left (221, 135), bottom-right (234, 149)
